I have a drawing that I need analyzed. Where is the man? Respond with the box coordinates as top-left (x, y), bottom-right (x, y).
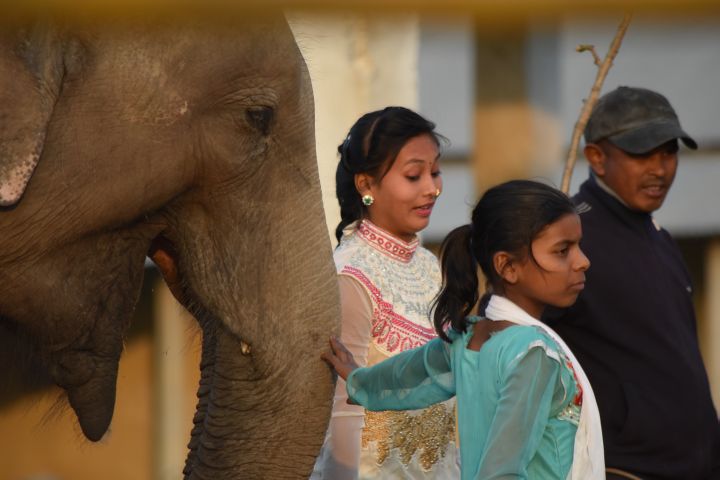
top-left (547, 86), bottom-right (720, 479)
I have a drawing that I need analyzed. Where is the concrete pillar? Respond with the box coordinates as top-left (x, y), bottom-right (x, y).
top-left (473, 31), bottom-right (534, 193)
top-left (702, 239), bottom-right (720, 411)
top-left (288, 13), bottom-right (420, 245)
top-left (473, 26), bottom-right (567, 194)
top-left (152, 278), bottom-right (189, 480)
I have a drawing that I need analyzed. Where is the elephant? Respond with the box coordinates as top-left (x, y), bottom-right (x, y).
top-left (0, 14), bottom-right (339, 479)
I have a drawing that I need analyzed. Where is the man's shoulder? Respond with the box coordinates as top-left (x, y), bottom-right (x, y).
top-left (570, 183), bottom-right (627, 255)
top-left (570, 178), bottom-right (591, 205)
top-left (574, 198), bottom-right (594, 216)
top-left (571, 185), bottom-right (604, 226)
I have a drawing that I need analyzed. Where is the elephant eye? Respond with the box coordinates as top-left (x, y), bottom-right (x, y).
top-left (245, 106), bottom-right (274, 136)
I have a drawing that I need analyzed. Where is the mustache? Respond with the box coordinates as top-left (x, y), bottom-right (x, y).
top-left (640, 177), bottom-right (669, 188)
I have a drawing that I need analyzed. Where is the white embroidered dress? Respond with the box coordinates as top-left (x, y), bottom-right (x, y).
top-left (313, 220), bottom-right (460, 480)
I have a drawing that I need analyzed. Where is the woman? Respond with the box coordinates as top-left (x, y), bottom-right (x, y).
top-left (323, 180), bottom-right (605, 479)
top-left (312, 107), bottom-right (460, 479)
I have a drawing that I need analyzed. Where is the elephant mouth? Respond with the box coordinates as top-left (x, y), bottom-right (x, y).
top-left (148, 234), bottom-right (184, 302)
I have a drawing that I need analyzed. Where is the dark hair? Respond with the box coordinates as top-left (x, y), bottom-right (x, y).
top-left (334, 106), bottom-right (443, 242)
top-left (432, 180), bottom-right (576, 341)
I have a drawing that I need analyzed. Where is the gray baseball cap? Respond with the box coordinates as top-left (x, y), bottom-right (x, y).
top-left (584, 86), bottom-right (697, 154)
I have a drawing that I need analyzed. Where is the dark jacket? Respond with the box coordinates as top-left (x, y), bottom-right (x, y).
top-left (546, 177), bottom-right (720, 479)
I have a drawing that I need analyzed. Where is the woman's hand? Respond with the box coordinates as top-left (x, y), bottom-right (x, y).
top-left (321, 336), bottom-right (359, 381)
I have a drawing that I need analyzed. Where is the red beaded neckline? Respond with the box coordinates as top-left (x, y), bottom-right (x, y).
top-left (357, 220), bottom-right (419, 263)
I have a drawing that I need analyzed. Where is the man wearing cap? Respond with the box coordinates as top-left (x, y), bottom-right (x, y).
top-left (546, 86), bottom-right (720, 479)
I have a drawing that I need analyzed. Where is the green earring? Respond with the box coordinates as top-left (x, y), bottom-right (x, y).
top-left (362, 194), bottom-right (374, 206)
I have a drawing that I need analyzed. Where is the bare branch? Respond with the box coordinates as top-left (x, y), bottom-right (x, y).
top-left (561, 13), bottom-right (633, 194)
top-left (576, 44), bottom-right (601, 66)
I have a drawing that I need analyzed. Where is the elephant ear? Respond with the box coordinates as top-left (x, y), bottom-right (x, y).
top-left (0, 25), bottom-right (66, 207)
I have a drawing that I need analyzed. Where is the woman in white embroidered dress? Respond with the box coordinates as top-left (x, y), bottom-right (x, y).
top-left (312, 107), bottom-right (460, 479)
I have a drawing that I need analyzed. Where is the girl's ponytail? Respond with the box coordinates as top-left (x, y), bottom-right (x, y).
top-left (433, 224), bottom-right (479, 341)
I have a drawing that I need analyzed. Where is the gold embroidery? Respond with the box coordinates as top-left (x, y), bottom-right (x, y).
top-left (361, 403), bottom-right (455, 471)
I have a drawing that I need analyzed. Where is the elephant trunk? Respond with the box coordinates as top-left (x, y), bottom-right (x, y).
top-left (184, 313), bottom-right (332, 480)
top-left (184, 315), bottom-right (216, 477)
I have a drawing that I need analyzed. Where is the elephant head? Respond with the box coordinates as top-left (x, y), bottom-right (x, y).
top-left (0, 16), bottom-right (339, 479)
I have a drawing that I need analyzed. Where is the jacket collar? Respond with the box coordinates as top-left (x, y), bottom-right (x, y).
top-left (580, 175), bottom-right (656, 235)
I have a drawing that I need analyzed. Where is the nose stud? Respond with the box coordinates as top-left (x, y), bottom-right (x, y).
top-left (435, 189), bottom-right (441, 198)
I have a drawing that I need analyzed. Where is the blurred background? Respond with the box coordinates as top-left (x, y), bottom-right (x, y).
top-left (1, 4), bottom-right (719, 479)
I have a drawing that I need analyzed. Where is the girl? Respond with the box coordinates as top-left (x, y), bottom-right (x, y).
top-left (312, 107), bottom-right (460, 479)
top-left (322, 180), bottom-right (605, 479)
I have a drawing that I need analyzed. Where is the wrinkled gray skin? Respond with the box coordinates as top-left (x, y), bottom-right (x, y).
top-left (0, 16), bottom-right (339, 479)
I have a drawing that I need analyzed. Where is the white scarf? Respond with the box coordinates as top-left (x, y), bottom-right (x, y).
top-left (485, 294), bottom-right (605, 480)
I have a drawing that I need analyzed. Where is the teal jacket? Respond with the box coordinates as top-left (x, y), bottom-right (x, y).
top-left (347, 319), bottom-right (581, 480)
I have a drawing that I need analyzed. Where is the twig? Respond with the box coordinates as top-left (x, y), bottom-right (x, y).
top-left (561, 13), bottom-right (633, 194)
top-left (576, 44), bottom-right (601, 66)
